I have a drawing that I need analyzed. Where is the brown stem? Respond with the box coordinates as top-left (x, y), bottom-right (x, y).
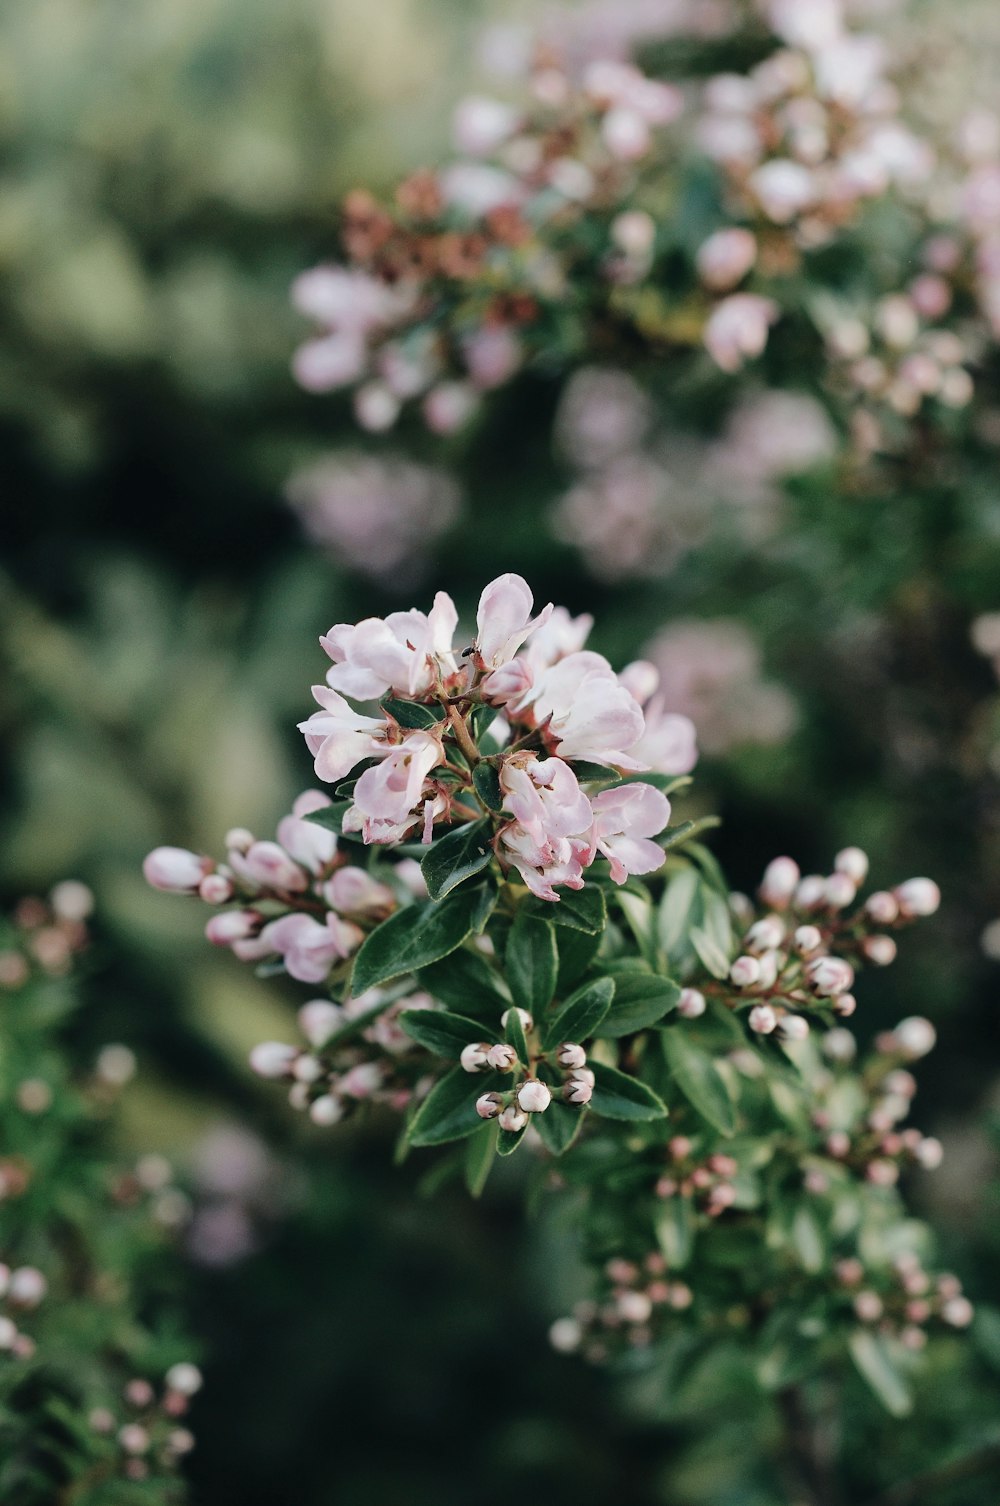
top-left (445, 703), bottom-right (480, 765)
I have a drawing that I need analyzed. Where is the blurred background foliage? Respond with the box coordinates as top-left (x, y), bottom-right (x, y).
top-left (2, 0), bottom-right (1000, 1502)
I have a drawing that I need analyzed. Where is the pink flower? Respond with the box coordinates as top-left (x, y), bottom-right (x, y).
top-left (298, 687), bottom-right (390, 782)
top-left (343, 732), bottom-right (443, 844)
top-left (522, 606), bottom-right (594, 673)
top-left (320, 593), bottom-right (459, 700)
top-left (324, 867), bottom-right (395, 915)
top-left (475, 573), bottom-right (553, 669)
top-left (631, 701), bottom-right (698, 774)
top-left (452, 95), bottom-right (519, 156)
top-left (703, 294), bottom-right (779, 372)
top-left (229, 841), bottom-right (309, 893)
top-left (695, 228), bottom-right (757, 291)
top-left (587, 783), bottom-right (671, 883)
top-left (260, 912), bottom-right (363, 984)
top-left (530, 652), bottom-right (646, 768)
top-left (276, 791), bottom-right (338, 872)
top-left (143, 847), bottom-right (206, 892)
top-left (498, 755), bottom-right (595, 901)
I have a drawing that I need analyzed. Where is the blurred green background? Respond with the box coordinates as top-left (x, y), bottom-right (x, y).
top-left (2, 1), bottom-right (1000, 1501)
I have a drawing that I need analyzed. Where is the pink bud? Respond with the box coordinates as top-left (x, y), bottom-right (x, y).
top-left (249, 1042), bottom-right (297, 1079)
top-left (339, 1062), bottom-right (383, 1099)
top-left (498, 1103), bottom-right (528, 1133)
top-left (806, 956), bottom-right (854, 996)
top-left (863, 935), bottom-right (897, 966)
top-left (748, 1004), bottom-right (777, 1034)
top-left (225, 827), bottom-right (255, 852)
top-left (914, 1136), bottom-right (943, 1169)
top-left (760, 856), bottom-right (800, 906)
top-left (601, 107), bottom-right (651, 161)
top-left (795, 875), bottom-right (827, 909)
top-left (460, 1042), bottom-right (492, 1073)
top-left (501, 1007), bottom-right (533, 1034)
top-left (486, 1043), bottom-right (517, 1071)
top-left (564, 1073), bottom-right (593, 1105)
top-left (865, 891), bottom-right (899, 924)
top-left (730, 955), bottom-right (761, 988)
top-left (476, 1092), bottom-right (503, 1119)
top-left (556, 1043), bottom-right (587, 1070)
top-left (894, 1016), bottom-right (936, 1058)
top-left (677, 987), bottom-right (706, 1019)
top-left (617, 1290), bottom-right (653, 1323)
top-left (780, 1015), bottom-right (809, 1042)
top-left (482, 660), bottom-right (533, 706)
top-left (826, 1131), bottom-right (850, 1158)
top-left (198, 873), bottom-right (233, 904)
top-left (205, 910), bottom-right (260, 946)
top-left (696, 227), bottom-right (757, 291)
top-left (8, 1268), bottom-right (46, 1308)
top-left (353, 382), bottom-right (400, 432)
top-left (941, 1295), bottom-right (974, 1327)
top-left (298, 1000), bottom-right (342, 1048)
top-left (309, 1094), bottom-right (344, 1126)
top-left (894, 878), bottom-right (941, 918)
top-left (165, 1363), bottom-right (202, 1397)
top-left (854, 1291), bottom-right (884, 1322)
top-left (794, 925), bottom-right (822, 954)
top-left (834, 846), bottom-right (869, 884)
top-left (833, 993), bottom-right (857, 1018)
top-left (745, 917), bottom-right (785, 952)
top-left (668, 1136), bottom-right (692, 1160)
top-left (611, 210), bottom-right (656, 257)
top-left (825, 872), bottom-right (857, 910)
top-left (866, 1159), bottom-right (899, 1186)
top-left (422, 382), bottom-right (477, 434)
top-left (143, 847), bottom-right (205, 892)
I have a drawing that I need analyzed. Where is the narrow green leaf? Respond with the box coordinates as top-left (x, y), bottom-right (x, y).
top-left (690, 924), bottom-right (731, 980)
top-left (535, 886), bottom-right (607, 935)
top-left (472, 762), bottom-right (503, 811)
top-left (303, 801), bottom-right (351, 834)
top-left (655, 1196), bottom-right (694, 1268)
top-left (658, 865), bottom-right (699, 958)
top-left (589, 1062), bottom-right (668, 1121)
top-left (399, 1009), bottom-right (498, 1057)
top-left (661, 1029), bottom-right (737, 1135)
top-left (464, 1123), bottom-right (497, 1196)
top-left (566, 760), bottom-right (621, 782)
top-left (555, 926), bottom-right (602, 992)
top-left (408, 1067), bottom-right (487, 1147)
top-left (497, 1124), bottom-right (529, 1156)
top-left (417, 947), bottom-right (510, 1015)
top-left (659, 815), bottom-right (722, 850)
top-left (421, 819), bottom-right (494, 901)
top-left (505, 1005), bottom-right (530, 1063)
top-left (533, 1100), bottom-right (587, 1156)
top-left (848, 1331), bottom-right (913, 1417)
top-left (381, 697), bottom-right (444, 729)
top-left (791, 1207), bottom-right (825, 1274)
top-left (352, 887), bottom-right (490, 994)
top-left (470, 704), bottom-right (499, 743)
top-left (541, 977), bottom-right (615, 1051)
top-left (593, 971), bottom-right (679, 1038)
top-left (505, 911), bottom-right (558, 1014)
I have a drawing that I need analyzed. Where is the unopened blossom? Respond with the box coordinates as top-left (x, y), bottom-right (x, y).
top-left (748, 1004), bottom-right (778, 1034)
top-left (895, 878), bottom-right (941, 917)
top-left (894, 1017), bottom-right (936, 1059)
top-left (677, 988), bottom-right (707, 1019)
top-left (461, 1042), bottom-right (492, 1073)
top-left (730, 955), bottom-right (762, 988)
top-left (324, 868), bottom-right (394, 916)
top-left (564, 1073), bottom-right (593, 1105)
top-left (452, 95), bottom-right (519, 156)
top-left (517, 1079), bottom-right (552, 1113)
top-left (250, 1042), bottom-right (298, 1080)
top-left (806, 956), bottom-right (855, 996)
top-left (143, 848), bottom-right (206, 893)
top-left (260, 912), bottom-right (363, 984)
top-left (556, 1042), bottom-right (587, 1070)
top-left (476, 1092), bottom-right (504, 1119)
top-left (298, 1000), bottom-right (343, 1048)
top-left (703, 294), bottom-right (779, 373)
top-left (587, 783), bottom-right (671, 884)
top-left (475, 573), bottom-right (553, 669)
top-left (695, 227), bottom-right (757, 291)
top-left (229, 841), bottom-right (308, 894)
top-left (320, 592), bottom-right (459, 700)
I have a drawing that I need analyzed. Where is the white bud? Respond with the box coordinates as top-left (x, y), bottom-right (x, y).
top-left (823, 1028), bottom-right (857, 1063)
top-left (854, 1291), bottom-right (884, 1322)
top-left (486, 1042), bottom-right (518, 1071)
top-left (780, 1015), bottom-right (809, 1042)
top-left (8, 1268), bottom-right (47, 1308)
top-left (616, 1290), bottom-right (653, 1324)
top-left (564, 1075), bottom-right (593, 1105)
top-left (745, 917), bottom-right (785, 952)
top-left (760, 856), bottom-right (800, 905)
top-left (501, 1007), bottom-right (533, 1034)
top-left (205, 910), bottom-right (259, 946)
top-left (894, 1016), bottom-right (936, 1058)
top-left (292, 1054), bottom-right (324, 1085)
top-left (610, 209), bottom-right (656, 257)
top-left (165, 1362), bottom-right (202, 1397)
top-left (460, 1042), bottom-right (491, 1073)
top-left (835, 847), bottom-right (869, 884)
top-left (309, 1094), bottom-right (344, 1126)
top-left (795, 875), bottom-right (827, 910)
top-left (142, 847), bottom-right (205, 893)
top-left (794, 925), bottom-right (823, 955)
top-left (556, 1043), bottom-right (587, 1069)
top-left (339, 1062), bottom-right (382, 1099)
top-left (941, 1295), bottom-right (974, 1327)
top-left (756, 950), bottom-right (780, 990)
top-left (516, 1079), bottom-right (552, 1114)
top-left (862, 934), bottom-right (897, 967)
top-left (833, 992), bottom-right (857, 1018)
top-left (729, 955), bottom-right (761, 988)
top-left (49, 880), bottom-right (94, 921)
top-left (224, 828), bottom-right (255, 852)
top-left (865, 891), bottom-right (899, 924)
top-left (824, 873), bottom-right (857, 910)
top-left (298, 1000), bottom-right (343, 1049)
top-left (0, 1316), bottom-right (17, 1349)
top-left (914, 1136), bottom-right (943, 1169)
top-left (806, 956), bottom-right (854, 996)
top-left (748, 1004), bottom-right (778, 1035)
top-left (198, 873), bottom-right (233, 904)
top-left (894, 878), bottom-right (941, 917)
top-left (498, 1104), bottom-right (528, 1133)
top-left (549, 1317), bottom-right (583, 1353)
top-left (288, 1082), bottom-right (311, 1111)
top-left (677, 987), bottom-right (706, 1019)
top-left (95, 1044), bottom-right (137, 1087)
top-left (249, 1042), bottom-right (297, 1079)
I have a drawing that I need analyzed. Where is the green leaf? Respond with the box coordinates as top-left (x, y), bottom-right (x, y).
top-left (614, 888), bottom-right (658, 967)
top-left (417, 947), bottom-right (510, 1015)
top-left (689, 924), bottom-right (731, 981)
top-left (566, 760), bottom-right (621, 782)
top-left (661, 1029), bottom-right (737, 1135)
top-left (848, 1331), bottom-right (913, 1417)
top-left (472, 762), bottom-right (503, 811)
top-left (593, 971), bottom-right (679, 1038)
top-left (352, 887), bottom-right (491, 994)
top-left (658, 866), bottom-right (699, 958)
top-left (304, 801), bottom-right (351, 834)
top-left (791, 1207), bottom-right (825, 1274)
top-left (659, 815), bottom-right (722, 850)
top-left (399, 1009), bottom-right (498, 1057)
top-left (464, 1123), bottom-right (497, 1196)
top-left (505, 1005), bottom-right (530, 1063)
top-left (589, 1062), bottom-right (668, 1121)
top-left (533, 1100), bottom-right (587, 1156)
top-left (505, 912), bottom-right (558, 1014)
top-left (655, 1196), bottom-right (694, 1268)
top-left (541, 977), bottom-right (615, 1051)
top-left (556, 926), bottom-right (603, 991)
top-left (407, 1067), bottom-right (487, 1147)
top-left (381, 697), bottom-right (444, 729)
top-left (421, 819), bottom-right (494, 901)
top-left (470, 704), bottom-right (499, 743)
top-left (497, 1123), bottom-right (528, 1156)
top-left (535, 886), bottom-right (607, 935)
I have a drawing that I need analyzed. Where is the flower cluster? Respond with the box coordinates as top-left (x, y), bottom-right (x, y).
top-left (87, 1364), bottom-right (201, 1483)
top-left (0, 1262), bottom-right (47, 1361)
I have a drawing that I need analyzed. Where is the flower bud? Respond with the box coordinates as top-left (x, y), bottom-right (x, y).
top-left (760, 856), bottom-right (800, 906)
top-left (834, 846), bottom-right (869, 885)
top-left (498, 1104), bottom-right (529, 1133)
top-left (806, 956), bottom-right (854, 996)
top-left (224, 828), bottom-right (255, 852)
top-left (564, 1072), bottom-right (593, 1105)
top-left (549, 1317), bottom-right (583, 1353)
top-left (611, 209), bottom-right (656, 257)
top-left (835, 1257), bottom-right (864, 1286)
top-left (863, 935), bottom-right (897, 966)
top-left (249, 1042), bottom-right (297, 1079)
top-left (339, 1062), bottom-right (383, 1099)
top-left (900, 1325), bottom-right (927, 1351)
top-left (616, 1290), bottom-right (653, 1324)
top-left (730, 955), bottom-right (761, 988)
top-left (517, 1079), bottom-right (552, 1114)
top-left (501, 1007), bottom-right (533, 1033)
top-left (824, 872), bottom-right (857, 910)
top-left (165, 1362), bottom-right (203, 1397)
top-left (794, 925), bottom-right (823, 955)
top-left (696, 227), bottom-right (758, 291)
top-left (854, 1291), bottom-right (884, 1322)
top-left (198, 872), bottom-right (233, 904)
top-left (486, 1042), bottom-right (517, 1071)
top-left (748, 1004), bottom-right (777, 1034)
top-left (755, 950), bottom-right (780, 991)
top-left (238, 841), bottom-right (308, 893)
top-left (476, 1092), bottom-right (504, 1119)
top-left (668, 1135), bottom-right (692, 1160)
top-left (866, 1159), bottom-right (899, 1186)
top-left (826, 1131), bottom-right (850, 1157)
top-left (833, 993), bottom-right (857, 1018)
top-left (118, 1423), bottom-right (151, 1455)
top-left (745, 917), bottom-right (785, 952)
top-left (914, 1136), bottom-right (943, 1169)
top-left (865, 890), bottom-right (899, 924)
top-left (556, 1043), bottom-right (587, 1070)
top-left (309, 1094), bottom-right (344, 1126)
top-left (143, 847), bottom-right (205, 893)
top-left (8, 1267), bottom-right (46, 1308)
top-left (894, 1016), bottom-right (936, 1058)
top-left (823, 1028), bottom-right (857, 1063)
top-left (885, 1069), bottom-right (917, 1098)
top-left (205, 910), bottom-right (259, 946)
top-left (795, 875), bottom-right (827, 910)
top-left (460, 1042), bottom-right (492, 1073)
top-left (894, 878), bottom-right (941, 917)
top-left (677, 987), bottom-right (707, 1019)
top-left (941, 1295), bottom-right (974, 1327)
top-left (298, 1000), bottom-right (343, 1048)
top-left (780, 1015), bottom-right (809, 1042)
top-left (292, 1054), bottom-right (324, 1085)
top-left (482, 661), bottom-right (533, 706)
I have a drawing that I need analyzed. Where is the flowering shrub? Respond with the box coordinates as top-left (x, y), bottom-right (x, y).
top-left (146, 574), bottom-right (959, 1420)
top-left (0, 890), bottom-right (198, 1504)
